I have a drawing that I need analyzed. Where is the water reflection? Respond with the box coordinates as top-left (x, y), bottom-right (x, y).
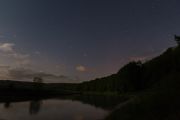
top-left (57, 95), bottom-right (128, 110)
top-left (4, 102), bottom-right (11, 109)
top-left (29, 100), bottom-right (42, 115)
top-left (3, 100), bottom-right (43, 115)
top-left (0, 95), bottom-right (127, 120)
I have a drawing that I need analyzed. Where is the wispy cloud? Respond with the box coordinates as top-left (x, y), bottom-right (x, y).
top-left (0, 43), bottom-right (30, 66)
top-left (76, 65), bottom-right (86, 72)
top-left (0, 43), bottom-right (14, 52)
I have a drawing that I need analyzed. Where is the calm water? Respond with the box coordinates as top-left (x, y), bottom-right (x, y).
top-left (0, 95), bottom-right (125, 120)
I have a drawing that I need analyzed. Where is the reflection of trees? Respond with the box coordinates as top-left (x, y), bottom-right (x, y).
top-left (74, 95), bottom-right (128, 110)
top-left (29, 100), bottom-right (43, 115)
top-left (4, 102), bottom-right (11, 109)
top-left (58, 95), bottom-right (128, 110)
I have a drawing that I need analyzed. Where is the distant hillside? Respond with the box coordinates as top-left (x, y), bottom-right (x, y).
top-left (104, 46), bottom-right (180, 120)
top-left (76, 45), bottom-right (180, 93)
top-left (73, 43), bottom-right (180, 120)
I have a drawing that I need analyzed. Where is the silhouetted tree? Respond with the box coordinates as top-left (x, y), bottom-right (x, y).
top-left (33, 77), bottom-right (43, 91)
top-left (33, 77), bottom-right (43, 83)
top-left (174, 35), bottom-right (180, 45)
top-left (117, 61), bottom-right (143, 91)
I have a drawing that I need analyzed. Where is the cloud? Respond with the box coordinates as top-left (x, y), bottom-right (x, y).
top-left (34, 51), bottom-right (41, 55)
top-left (11, 53), bottom-right (30, 65)
top-left (0, 43), bottom-right (78, 83)
top-left (0, 43), bottom-right (14, 52)
top-left (76, 65), bottom-right (86, 72)
top-left (0, 43), bottom-right (30, 66)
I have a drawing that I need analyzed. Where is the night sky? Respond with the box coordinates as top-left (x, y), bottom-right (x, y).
top-left (0, 0), bottom-right (179, 82)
